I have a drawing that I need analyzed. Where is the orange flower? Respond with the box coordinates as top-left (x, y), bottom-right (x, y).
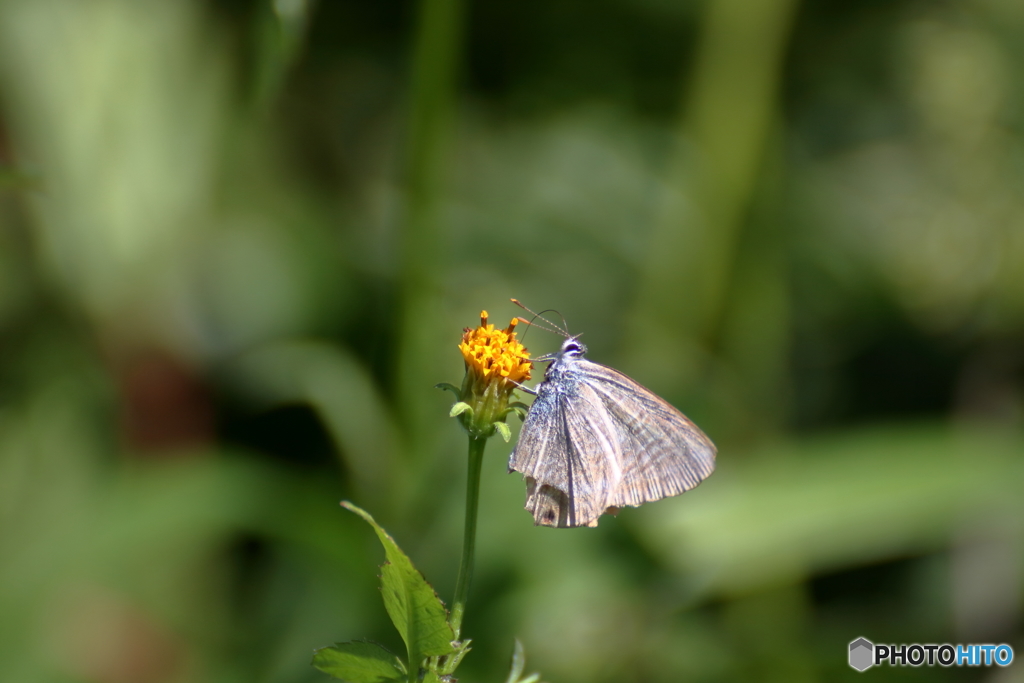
top-left (442, 310), bottom-right (532, 440)
top-left (458, 311), bottom-right (532, 386)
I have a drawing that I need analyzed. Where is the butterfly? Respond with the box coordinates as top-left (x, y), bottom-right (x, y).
top-left (508, 308), bottom-right (716, 528)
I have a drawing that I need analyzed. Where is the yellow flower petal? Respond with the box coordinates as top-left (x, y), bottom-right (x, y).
top-left (459, 310), bottom-right (532, 386)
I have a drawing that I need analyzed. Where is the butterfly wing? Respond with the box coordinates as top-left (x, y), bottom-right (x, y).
top-left (509, 374), bottom-right (620, 527)
top-left (574, 359), bottom-right (716, 509)
top-left (510, 358), bottom-right (716, 528)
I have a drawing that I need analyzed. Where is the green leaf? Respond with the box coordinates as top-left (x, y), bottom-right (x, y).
top-left (432, 639), bottom-right (472, 677)
top-left (505, 639), bottom-right (526, 683)
top-left (449, 402), bottom-right (472, 418)
top-left (341, 502), bottom-right (455, 668)
top-left (507, 402), bottom-right (530, 422)
top-left (495, 421), bottom-right (511, 442)
top-left (505, 639), bottom-right (542, 683)
top-left (312, 640), bottom-right (406, 682)
top-left (434, 383), bottom-right (462, 400)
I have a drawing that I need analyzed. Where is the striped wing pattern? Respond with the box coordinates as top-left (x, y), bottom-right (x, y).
top-left (509, 359), bottom-right (716, 528)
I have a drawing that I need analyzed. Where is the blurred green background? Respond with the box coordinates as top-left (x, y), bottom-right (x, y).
top-left (1, 0), bottom-right (1022, 681)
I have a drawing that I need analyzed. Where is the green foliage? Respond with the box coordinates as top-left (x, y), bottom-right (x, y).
top-left (449, 401), bottom-right (472, 418)
top-left (494, 421), bottom-right (512, 442)
top-left (315, 503), bottom-right (455, 683)
top-left (315, 494), bottom-right (546, 683)
top-left (312, 641), bottom-right (406, 683)
top-left (505, 640), bottom-right (542, 683)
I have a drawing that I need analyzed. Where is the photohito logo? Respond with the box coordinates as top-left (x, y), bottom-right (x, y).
top-left (848, 637), bottom-right (1014, 671)
top-left (849, 638), bottom-right (874, 671)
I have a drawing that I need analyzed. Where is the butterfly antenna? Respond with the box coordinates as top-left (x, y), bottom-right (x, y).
top-left (514, 315), bottom-right (563, 341)
top-left (510, 299), bottom-right (571, 337)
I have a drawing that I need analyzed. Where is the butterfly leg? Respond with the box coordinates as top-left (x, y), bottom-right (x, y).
top-left (508, 379), bottom-right (538, 396)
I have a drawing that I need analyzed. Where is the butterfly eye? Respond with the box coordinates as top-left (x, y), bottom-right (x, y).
top-left (562, 340), bottom-right (584, 357)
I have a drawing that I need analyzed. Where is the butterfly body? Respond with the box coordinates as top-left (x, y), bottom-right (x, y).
top-left (509, 337), bottom-right (716, 528)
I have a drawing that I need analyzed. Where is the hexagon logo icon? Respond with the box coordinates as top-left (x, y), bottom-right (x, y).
top-left (849, 637), bottom-right (874, 671)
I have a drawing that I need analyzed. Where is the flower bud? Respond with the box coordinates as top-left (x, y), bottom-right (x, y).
top-left (447, 311), bottom-right (532, 439)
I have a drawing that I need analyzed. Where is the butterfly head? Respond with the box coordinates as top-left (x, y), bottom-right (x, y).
top-left (510, 300), bottom-right (586, 363)
top-left (559, 336), bottom-right (587, 359)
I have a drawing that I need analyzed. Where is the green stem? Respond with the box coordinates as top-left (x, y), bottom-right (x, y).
top-left (449, 434), bottom-right (486, 640)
